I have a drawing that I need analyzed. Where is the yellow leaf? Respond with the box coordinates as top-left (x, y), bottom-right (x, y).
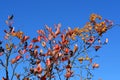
top-left (11, 32), bottom-right (16, 36)
top-left (102, 26), bottom-right (107, 32)
top-left (74, 27), bottom-right (79, 33)
top-left (6, 44), bottom-right (11, 51)
top-left (90, 14), bottom-right (102, 22)
top-left (85, 56), bottom-right (90, 60)
top-left (16, 31), bottom-right (23, 39)
top-left (78, 57), bottom-right (84, 64)
top-left (88, 26), bottom-right (93, 30)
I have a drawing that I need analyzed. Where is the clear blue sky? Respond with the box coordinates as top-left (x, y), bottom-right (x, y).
top-left (0, 0), bottom-right (120, 80)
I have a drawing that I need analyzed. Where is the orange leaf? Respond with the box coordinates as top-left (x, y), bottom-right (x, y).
top-left (16, 31), bottom-right (23, 39)
top-left (11, 58), bottom-right (16, 64)
top-left (65, 48), bottom-right (69, 53)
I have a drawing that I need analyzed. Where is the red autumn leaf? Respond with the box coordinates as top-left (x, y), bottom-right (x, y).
top-left (87, 36), bottom-right (95, 44)
top-left (35, 64), bottom-right (42, 73)
top-left (66, 64), bottom-right (72, 69)
top-left (65, 48), bottom-right (69, 53)
top-left (28, 43), bottom-right (33, 49)
top-left (92, 63), bottom-right (99, 68)
top-left (15, 55), bottom-right (22, 61)
top-left (61, 34), bottom-right (65, 42)
top-left (37, 66), bottom-right (42, 73)
top-left (21, 36), bottom-right (29, 43)
top-left (37, 36), bottom-right (42, 41)
top-left (36, 59), bottom-right (41, 64)
top-left (37, 30), bottom-right (45, 34)
top-left (23, 49), bottom-right (27, 54)
top-left (45, 49), bottom-right (52, 56)
top-left (40, 76), bottom-right (46, 80)
top-left (33, 49), bottom-right (38, 57)
top-left (61, 57), bottom-right (68, 62)
top-left (65, 70), bottom-right (73, 78)
top-left (31, 38), bottom-right (39, 43)
top-left (60, 34), bottom-right (69, 45)
top-left (53, 45), bottom-right (61, 53)
top-left (94, 46), bottom-right (101, 51)
top-left (45, 25), bottom-right (56, 38)
top-left (18, 50), bottom-right (23, 55)
top-left (54, 44), bottom-right (60, 50)
top-left (34, 45), bottom-right (39, 49)
top-left (2, 77), bottom-right (7, 80)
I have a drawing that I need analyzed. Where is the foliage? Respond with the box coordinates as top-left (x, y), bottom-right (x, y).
top-left (0, 14), bottom-right (113, 80)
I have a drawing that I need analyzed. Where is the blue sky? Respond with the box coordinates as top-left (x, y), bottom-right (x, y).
top-left (0, 0), bottom-right (120, 80)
